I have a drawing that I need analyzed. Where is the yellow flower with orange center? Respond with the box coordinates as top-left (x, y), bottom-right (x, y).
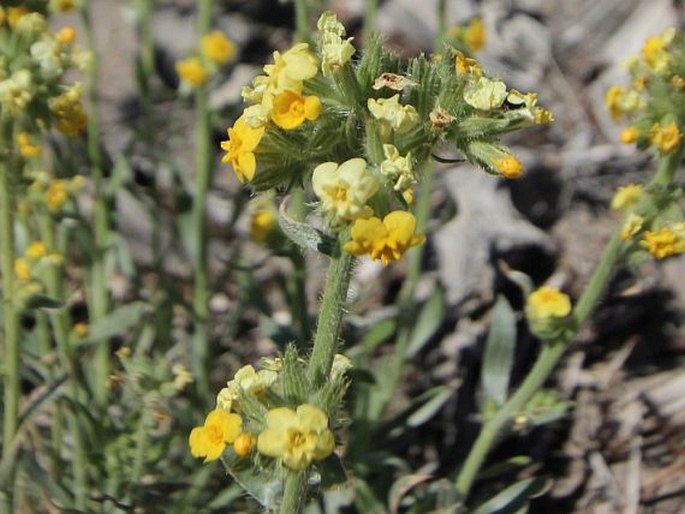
top-left (343, 210), bottom-right (426, 265)
top-left (189, 409), bottom-right (243, 462)
top-left (270, 90), bottom-right (321, 130)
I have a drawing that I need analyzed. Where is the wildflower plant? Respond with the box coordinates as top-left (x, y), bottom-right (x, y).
top-left (194, 10), bottom-right (551, 512)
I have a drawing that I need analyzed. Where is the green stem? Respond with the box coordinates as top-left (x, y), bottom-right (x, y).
top-left (0, 130), bottom-right (19, 504)
top-left (435, 0), bottom-right (448, 50)
top-left (279, 471), bottom-right (305, 514)
top-left (362, 0), bottom-right (380, 46)
top-left (37, 213), bottom-right (88, 510)
top-left (306, 251), bottom-right (354, 388)
top-left (455, 144), bottom-right (684, 500)
top-left (80, 2), bottom-right (111, 407)
top-left (191, 0), bottom-right (214, 399)
top-left (293, 0), bottom-right (312, 44)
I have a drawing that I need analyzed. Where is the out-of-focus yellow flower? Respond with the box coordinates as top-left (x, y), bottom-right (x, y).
top-left (649, 121), bottom-right (682, 155)
top-left (49, 0), bottom-right (75, 13)
top-left (343, 210), bottom-right (425, 265)
top-left (74, 322), bottom-right (89, 338)
top-left (641, 224), bottom-right (685, 259)
top-left (176, 57), bottom-right (208, 87)
top-left (26, 241), bottom-right (48, 260)
top-left (526, 286), bottom-right (572, 321)
top-left (189, 409), bottom-right (243, 462)
top-left (216, 364), bottom-right (278, 411)
top-left (46, 180), bottom-right (69, 211)
top-left (14, 258), bottom-right (31, 282)
top-left (0, 70), bottom-right (33, 114)
top-left (620, 213), bottom-right (644, 241)
top-left (201, 30), bottom-right (237, 65)
top-left (671, 75), bottom-right (685, 91)
top-left (257, 404), bottom-right (335, 470)
top-left (18, 132), bottom-right (41, 158)
top-left (220, 116), bottom-right (265, 183)
top-left (493, 155), bottom-right (524, 179)
top-left (270, 90), bottom-right (321, 130)
top-left (250, 208), bottom-right (277, 243)
top-left (233, 432), bottom-right (256, 457)
top-left (57, 26), bottom-right (76, 45)
top-left (451, 18), bottom-right (486, 52)
top-left (368, 95), bottom-right (419, 133)
top-left (604, 85), bottom-right (642, 120)
top-left (312, 158), bottom-right (379, 224)
top-left (7, 7), bottom-right (29, 29)
top-left (641, 27), bottom-right (675, 74)
top-left (50, 85), bottom-right (87, 136)
top-left (620, 126), bottom-right (640, 144)
top-left (611, 183), bottom-right (643, 211)
top-left (172, 364), bottom-right (194, 391)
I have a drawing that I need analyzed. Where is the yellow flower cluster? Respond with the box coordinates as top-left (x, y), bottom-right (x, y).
top-left (175, 30), bottom-right (236, 89)
top-left (217, 11), bottom-right (549, 265)
top-left (640, 224), bottom-right (685, 259)
top-left (190, 351), bottom-right (348, 470)
top-left (606, 27), bottom-right (684, 156)
top-left (28, 172), bottom-right (84, 212)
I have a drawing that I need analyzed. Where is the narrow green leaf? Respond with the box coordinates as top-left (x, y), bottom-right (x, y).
top-left (478, 456), bottom-right (533, 481)
top-left (349, 317), bottom-right (396, 358)
top-left (406, 385), bottom-right (453, 427)
top-left (24, 294), bottom-right (64, 310)
top-left (482, 295), bottom-right (517, 406)
top-left (406, 287), bottom-right (446, 359)
top-left (79, 301), bottom-right (148, 345)
top-left (471, 477), bottom-right (547, 514)
top-left (278, 198), bottom-right (337, 255)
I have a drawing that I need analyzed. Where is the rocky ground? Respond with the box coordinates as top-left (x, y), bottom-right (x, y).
top-left (64, 1), bottom-right (685, 512)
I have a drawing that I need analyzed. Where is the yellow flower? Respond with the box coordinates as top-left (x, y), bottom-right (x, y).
top-left (0, 70), bottom-right (33, 114)
top-left (171, 364), bottom-right (194, 391)
top-left (270, 90), bottom-right (321, 130)
top-left (50, 85), bottom-right (87, 136)
top-left (493, 155), bottom-right (524, 179)
top-left (74, 322), bottom-right (89, 338)
top-left (620, 213), bottom-right (644, 241)
top-left (368, 95), bottom-right (419, 133)
top-left (463, 76), bottom-right (508, 111)
top-left (216, 364), bottom-right (278, 411)
top-left (7, 7), bottom-right (28, 29)
top-left (264, 43), bottom-right (319, 92)
top-left (380, 144), bottom-right (415, 191)
top-left (189, 409), bottom-right (243, 462)
top-left (201, 30), bottom-right (237, 65)
top-left (257, 404), bottom-right (335, 470)
top-left (604, 85), bottom-right (642, 120)
top-left (14, 258), bottom-right (31, 282)
top-left (620, 126), bottom-right (639, 144)
top-left (26, 241), bottom-right (48, 260)
top-left (220, 115), bottom-right (265, 183)
top-left (641, 225), bottom-right (685, 259)
top-left (451, 18), bottom-right (486, 52)
top-left (318, 12), bottom-right (356, 76)
top-left (649, 121), bottom-right (682, 155)
top-left (641, 27), bottom-right (675, 74)
top-left (526, 286), bottom-right (572, 320)
top-left (343, 210), bottom-right (426, 265)
top-left (57, 26), bottom-right (76, 45)
top-left (233, 432), bottom-right (256, 457)
top-left (46, 180), bottom-right (69, 211)
top-left (610, 183), bottom-right (643, 211)
top-left (454, 50), bottom-right (482, 75)
top-left (49, 0), bottom-right (75, 13)
top-left (176, 57), bottom-right (208, 87)
top-left (250, 209), bottom-right (277, 243)
top-left (18, 132), bottom-right (41, 158)
top-left (312, 158), bottom-right (379, 223)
